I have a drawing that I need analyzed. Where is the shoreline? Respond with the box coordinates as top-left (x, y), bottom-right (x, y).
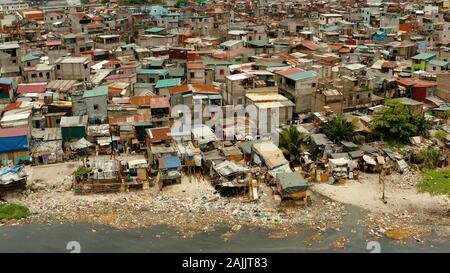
top-left (1, 163), bottom-right (449, 243)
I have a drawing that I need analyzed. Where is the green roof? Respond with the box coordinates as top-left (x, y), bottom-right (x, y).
top-left (412, 52), bottom-right (436, 60)
top-left (155, 78), bottom-right (181, 89)
top-left (145, 27), bottom-right (165, 34)
top-left (246, 40), bottom-right (271, 47)
top-left (287, 71), bottom-right (317, 81)
top-left (83, 86), bottom-right (108, 98)
top-left (168, 68), bottom-right (185, 77)
top-left (150, 59), bottom-right (165, 67)
top-left (428, 60), bottom-right (449, 67)
top-left (137, 69), bottom-right (168, 75)
top-left (21, 54), bottom-right (40, 62)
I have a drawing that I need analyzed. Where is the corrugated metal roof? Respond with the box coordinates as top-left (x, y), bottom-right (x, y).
top-left (83, 86), bottom-right (108, 98)
top-left (136, 69), bottom-right (168, 75)
top-left (155, 78), bottom-right (181, 89)
top-left (147, 127), bottom-right (172, 143)
top-left (0, 126), bottom-right (28, 137)
top-left (17, 83), bottom-right (47, 94)
top-left (150, 96), bottom-right (170, 109)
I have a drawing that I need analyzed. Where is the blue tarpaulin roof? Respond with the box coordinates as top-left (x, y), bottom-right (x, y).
top-left (0, 78), bottom-right (13, 85)
top-left (160, 156), bottom-right (181, 170)
top-left (0, 165), bottom-right (22, 177)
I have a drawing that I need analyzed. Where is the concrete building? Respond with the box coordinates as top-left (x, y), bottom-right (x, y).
top-left (319, 14), bottom-right (343, 26)
top-left (189, 14), bottom-right (214, 36)
top-left (0, 1), bottom-right (29, 12)
top-left (69, 13), bottom-right (92, 34)
top-left (275, 68), bottom-right (318, 114)
top-left (222, 72), bottom-right (278, 106)
top-left (83, 86), bottom-right (108, 124)
top-left (311, 88), bottom-right (344, 114)
top-left (55, 56), bottom-right (91, 82)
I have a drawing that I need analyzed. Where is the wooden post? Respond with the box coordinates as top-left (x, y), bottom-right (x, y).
top-left (380, 169), bottom-right (387, 204)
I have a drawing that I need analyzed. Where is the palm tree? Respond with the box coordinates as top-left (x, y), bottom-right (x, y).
top-left (279, 125), bottom-right (306, 164)
top-left (323, 115), bottom-right (356, 143)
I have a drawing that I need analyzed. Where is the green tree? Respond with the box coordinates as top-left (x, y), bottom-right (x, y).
top-left (434, 130), bottom-right (448, 141)
top-left (370, 100), bottom-right (417, 143)
top-left (279, 125), bottom-right (306, 164)
top-left (322, 115), bottom-right (356, 143)
top-left (411, 114), bottom-right (431, 138)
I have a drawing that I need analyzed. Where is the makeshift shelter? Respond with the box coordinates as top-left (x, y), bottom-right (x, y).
top-left (276, 172), bottom-right (309, 200)
top-left (212, 160), bottom-right (249, 196)
top-left (158, 156), bottom-right (182, 186)
top-left (0, 126), bottom-right (30, 165)
top-left (191, 124), bottom-right (218, 149)
top-left (0, 165), bottom-right (27, 193)
top-left (30, 140), bottom-right (63, 165)
top-left (251, 141), bottom-right (288, 170)
top-left (71, 137), bottom-right (93, 150)
top-left (221, 144), bottom-right (243, 161)
top-left (60, 115), bottom-right (88, 142)
top-left (328, 158), bottom-right (352, 183)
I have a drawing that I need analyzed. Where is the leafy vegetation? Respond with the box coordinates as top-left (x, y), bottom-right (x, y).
top-left (352, 135), bottom-right (366, 145)
top-left (279, 125), bottom-right (306, 164)
top-left (370, 99), bottom-right (431, 144)
top-left (73, 167), bottom-right (92, 180)
top-left (417, 169), bottom-right (450, 195)
top-left (323, 115), bottom-right (356, 143)
top-left (419, 147), bottom-right (445, 169)
top-left (0, 203), bottom-right (31, 220)
top-left (434, 130), bottom-right (448, 141)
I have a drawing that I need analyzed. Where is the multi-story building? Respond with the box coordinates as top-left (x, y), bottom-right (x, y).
top-left (275, 68), bottom-right (318, 114)
top-left (55, 56), bottom-right (91, 82)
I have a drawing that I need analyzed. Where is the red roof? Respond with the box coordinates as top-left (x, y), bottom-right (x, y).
top-left (148, 127), bottom-right (172, 143)
top-left (330, 44), bottom-right (343, 51)
top-left (191, 84), bottom-right (218, 93)
top-left (276, 68), bottom-right (305, 77)
top-left (339, 47), bottom-right (352, 53)
top-left (150, 96), bottom-right (170, 109)
top-left (46, 41), bottom-right (62, 47)
top-left (17, 83), bottom-right (47, 94)
top-left (397, 78), bottom-right (437, 88)
top-left (187, 61), bottom-right (205, 70)
top-left (131, 96), bottom-right (151, 106)
top-left (169, 85), bottom-right (190, 95)
top-left (301, 40), bottom-right (319, 51)
top-left (4, 102), bottom-right (21, 111)
top-left (0, 126), bottom-right (28, 138)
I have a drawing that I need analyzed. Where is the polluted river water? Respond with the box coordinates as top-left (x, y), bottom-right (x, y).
top-left (0, 205), bottom-right (448, 253)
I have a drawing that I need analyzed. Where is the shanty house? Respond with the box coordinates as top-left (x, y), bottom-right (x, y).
top-left (251, 141), bottom-right (288, 170)
top-left (60, 115), bottom-right (88, 142)
top-left (276, 172), bottom-right (309, 200)
top-left (30, 127), bottom-right (63, 165)
top-left (0, 126), bottom-right (30, 166)
top-left (158, 155), bottom-right (182, 186)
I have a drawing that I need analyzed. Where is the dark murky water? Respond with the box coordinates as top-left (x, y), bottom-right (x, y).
top-left (0, 206), bottom-right (448, 253)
